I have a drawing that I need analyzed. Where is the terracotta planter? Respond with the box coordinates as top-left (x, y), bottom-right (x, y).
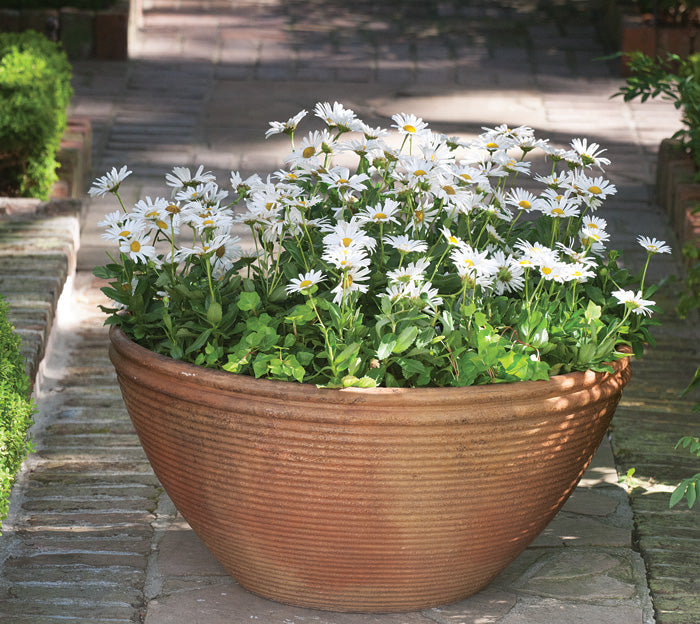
top-left (109, 326), bottom-right (632, 613)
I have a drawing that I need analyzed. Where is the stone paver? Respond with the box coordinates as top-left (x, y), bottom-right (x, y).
top-left (1, 0), bottom-right (699, 623)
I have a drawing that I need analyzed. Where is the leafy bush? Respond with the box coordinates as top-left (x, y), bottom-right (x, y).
top-left (0, 30), bottom-right (73, 199)
top-left (615, 51), bottom-right (700, 171)
top-left (0, 295), bottom-right (36, 531)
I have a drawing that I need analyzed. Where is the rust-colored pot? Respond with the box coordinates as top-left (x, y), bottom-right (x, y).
top-left (109, 326), bottom-right (632, 613)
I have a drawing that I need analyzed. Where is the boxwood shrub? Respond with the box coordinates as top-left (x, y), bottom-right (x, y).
top-left (0, 30), bottom-right (73, 199)
top-left (0, 295), bottom-right (36, 530)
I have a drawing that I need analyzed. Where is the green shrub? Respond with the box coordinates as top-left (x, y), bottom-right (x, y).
top-left (0, 30), bottom-right (73, 199)
top-left (0, 295), bottom-right (36, 531)
top-left (615, 52), bottom-right (700, 172)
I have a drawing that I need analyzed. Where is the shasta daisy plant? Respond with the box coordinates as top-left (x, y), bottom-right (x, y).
top-left (93, 102), bottom-right (668, 388)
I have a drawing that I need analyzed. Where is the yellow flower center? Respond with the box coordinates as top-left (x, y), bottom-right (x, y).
top-left (589, 185), bottom-right (602, 194)
top-left (403, 124), bottom-right (416, 133)
top-left (460, 173), bottom-right (472, 181)
top-left (203, 219), bottom-right (215, 226)
top-left (343, 274), bottom-right (354, 288)
top-left (166, 204), bottom-right (180, 214)
top-left (542, 266), bottom-right (552, 275)
top-left (216, 246), bottom-right (226, 258)
top-left (302, 146), bottom-right (316, 158)
top-left (373, 212), bottom-right (387, 221)
top-left (299, 279), bottom-right (312, 288)
top-left (146, 210), bottom-right (158, 218)
top-left (552, 208), bottom-right (565, 215)
top-left (337, 178), bottom-right (349, 185)
top-left (119, 230), bottom-right (131, 238)
top-left (130, 241), bottom-right (141, 253)
top-left (463, 259), bottom-right (473, 267)
top-left (588, 223), bottom-right (599, 229)
top-left (414, 169), bottom-right (427, 176)
top-left (156, 220), bottom-right (168, 229)
top-left (342, 237), bottom-right (353, 247)
top-left (519, 200), bottom-right (531, 209)
top-left (442, 185), bottom-right (456, 195)
top-left (415, 209), bottom-right (424, 222)
top-left (486, 142), bottom-right (499, 149)
top-left (449, 236), bottom-right (458, 244)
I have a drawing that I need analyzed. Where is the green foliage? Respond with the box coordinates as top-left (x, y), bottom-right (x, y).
top-left (0, 30), bottom-right (73, 199)
top-left (0, 296), bottom-right (36, 531)
top-left (671, 434), bottom-right (700, 508)
top-left (615, 51), bottom-right (700, 171)
top-left (93, 105), bottom-right (664, 388)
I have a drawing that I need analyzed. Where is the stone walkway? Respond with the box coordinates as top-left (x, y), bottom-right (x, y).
top-left (1, 1), bottom-right (699, 623)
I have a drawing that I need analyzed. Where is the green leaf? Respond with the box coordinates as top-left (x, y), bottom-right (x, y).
top-left (688, 481), bottom-right (697, 508)
top-left (584, 300), bottom-right (602, 322)
top-left (335, 343), bottom-right (360, 370)
top-left (185, 329), bottom-right (211, 354)
top-left (238, 291), bottom-right (261, 311)
top-left (377, 334), bottom-right (397, 360)
top-left (393, 326), bottom-right (418, 354)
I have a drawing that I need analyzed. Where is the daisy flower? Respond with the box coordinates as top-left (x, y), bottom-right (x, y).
top-left (387, 258), bottom-right (431, 285)
top-left (440, 226), bottom-right (464, 247)
top-left (119, 231), bottom-right (156, 263)
top-left (264, 109), bottom-right (308, 138)
top-left (391, 112), bottom-right (430, 138)
top-left (582, 215), bottom-right (608, 232)
top-left (101, 217), bottom-right (143, 242)
top-left (538, 196), bottom-right (580, 219)
top-left (568, 138), bottom-right (611, 169)
top-left (450, 245), bottom-right (498, 280)
top-left (637, 235), bottom-right (672, 255)
top-left (612, 289), bottom-right (656, 317)
top-left (358, 199), bottom-right (402, 225)
top-left (314, 101), bottom-right (361, 132)
top-left (88, 165), bottom-right (132, 197)
top-left (319, 167), bottom-right (370, 193)
top-left (285, 130), bottom-right (334, 168)
top-left (285, 270), bottom-right (326, 294)
top-left (491, 250), bottom-right (525, 295)
top-left (405, 280), bottom-right (443, 311)
top-left (322, 219), bottom-right (376, 252)
top-left (514, 240), bottom-right (560, 267)
top-left (384, 235), bottom-right (428, 254)
top-left (580, 225), bottom-right (610, 246)
top-left (331, 266), bottom-right (371, 305)
top-left (322, 246), bottom-right (370, 270)
top-left (560, 262), bottom-right (596, 283)
top-left (165, 165), bottom-right (215, 190)
top-left (97, 210), bottom-right (124, 228)
top-left (505, 188), bottom-right (538, 212)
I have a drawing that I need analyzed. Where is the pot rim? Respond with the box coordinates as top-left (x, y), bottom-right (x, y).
top-left (109, 325), bottom-right (632, 407)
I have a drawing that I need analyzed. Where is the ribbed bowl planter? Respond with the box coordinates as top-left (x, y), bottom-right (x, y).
top-left (109, 326), bottom-right (632, 613)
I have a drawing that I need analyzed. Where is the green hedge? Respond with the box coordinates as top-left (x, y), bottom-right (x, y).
top-left (0, 295), bottom-right (36, 531)
top-left (0, 30), bottom-right (73, 199)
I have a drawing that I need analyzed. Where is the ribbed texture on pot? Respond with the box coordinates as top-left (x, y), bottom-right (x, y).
top-left (109, 326), bottom-right (632, 613)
